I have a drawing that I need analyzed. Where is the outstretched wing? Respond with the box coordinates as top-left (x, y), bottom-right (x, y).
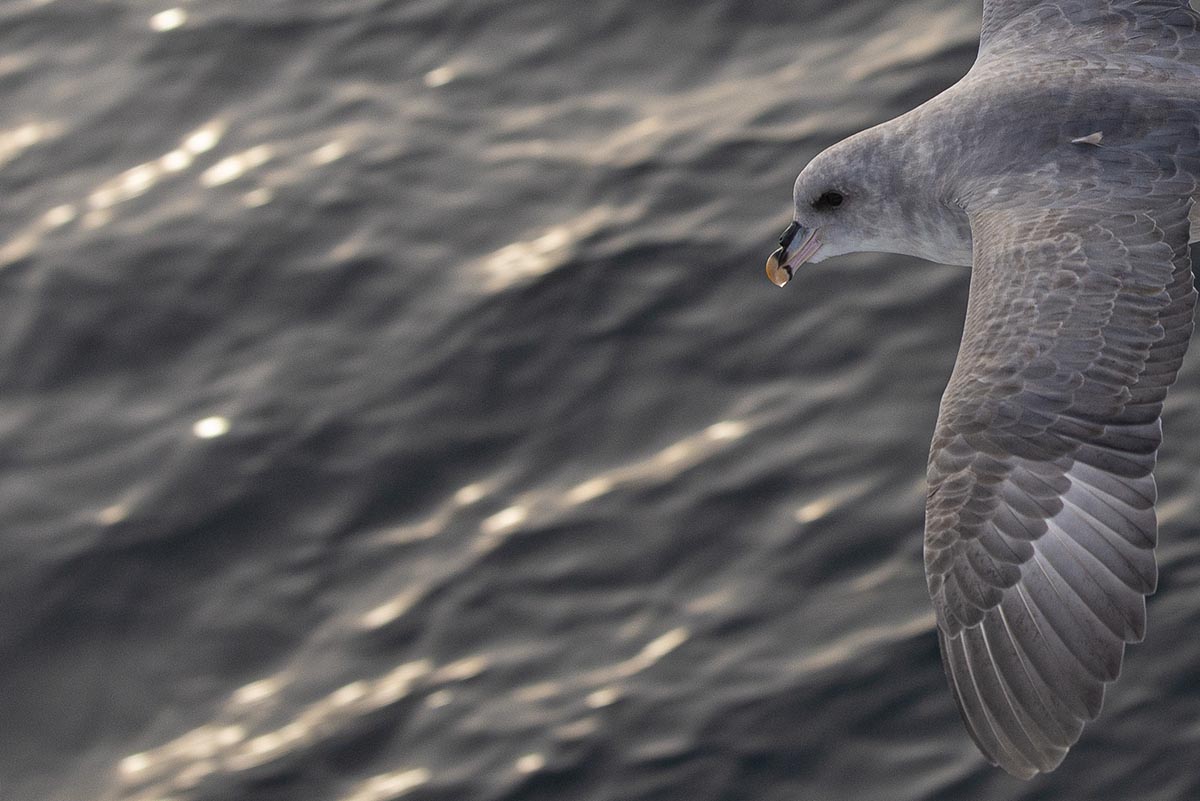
top-left (979, 0), bottom-right (1200, 58)
top-left (925, 171), bottom-right (1197, 776)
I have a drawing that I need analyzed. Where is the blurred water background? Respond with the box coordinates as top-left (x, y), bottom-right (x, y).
top-left (2, 1), bottom-right (1198, 799)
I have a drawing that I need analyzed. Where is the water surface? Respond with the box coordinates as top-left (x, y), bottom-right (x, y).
top-left (1, 2), bottom-right (1198, 799)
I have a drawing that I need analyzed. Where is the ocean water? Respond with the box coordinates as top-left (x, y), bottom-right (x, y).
top-left (2, 1), bottom-right (1198, 800)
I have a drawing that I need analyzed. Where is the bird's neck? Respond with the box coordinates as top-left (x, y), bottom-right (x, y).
top-left (872, 109), bottom-right (975, 267)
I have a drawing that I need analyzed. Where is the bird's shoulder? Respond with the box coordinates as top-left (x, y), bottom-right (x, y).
top-left (977, 0), bottom-right (1200, 73)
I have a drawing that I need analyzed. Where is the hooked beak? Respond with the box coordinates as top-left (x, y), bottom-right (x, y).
top-left (765, 221), bottom-right (821, 287)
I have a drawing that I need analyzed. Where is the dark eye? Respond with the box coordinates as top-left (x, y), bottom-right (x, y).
top-left (813, 191), bottom-right (844, 210)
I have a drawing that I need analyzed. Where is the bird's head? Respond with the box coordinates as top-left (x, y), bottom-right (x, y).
top-left (765, 127), bottom-right (972, 286)
top-left (766, 135), bottom-right (897, 286)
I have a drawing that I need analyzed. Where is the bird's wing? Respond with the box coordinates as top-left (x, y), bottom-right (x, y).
top-left (979, 0), bottom-right (1200, 56)
top-left (925, 162), bottom-right (1197, 776)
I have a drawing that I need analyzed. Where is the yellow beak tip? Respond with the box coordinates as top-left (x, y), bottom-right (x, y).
top-left (765, 254), bottom-right (791, 288)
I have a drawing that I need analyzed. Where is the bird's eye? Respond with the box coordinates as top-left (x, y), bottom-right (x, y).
top-left (813, 191), bottom-right (844, 210)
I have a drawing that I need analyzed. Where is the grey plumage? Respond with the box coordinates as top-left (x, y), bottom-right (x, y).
top-left (780, 0), bottom-right (1200, 779)
top-left (923, 0), bottom-right (1200, 778)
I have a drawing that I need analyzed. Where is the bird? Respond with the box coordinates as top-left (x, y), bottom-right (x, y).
top-left (767, 0), bottom-right (1199, 779)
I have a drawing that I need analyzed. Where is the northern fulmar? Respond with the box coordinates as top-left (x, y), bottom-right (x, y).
top-left (768, 0), bottom-right (1199, 779)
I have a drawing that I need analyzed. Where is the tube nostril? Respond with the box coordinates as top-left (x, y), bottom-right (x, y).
top-left (779, 221), bottom-right (801, 249)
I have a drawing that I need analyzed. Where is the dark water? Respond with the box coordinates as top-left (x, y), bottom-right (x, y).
top-left (2, 1), bottom-right (1198, 799)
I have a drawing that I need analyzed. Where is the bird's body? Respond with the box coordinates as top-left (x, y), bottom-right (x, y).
top-left (771, 0), bottom-right (1200, 778)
